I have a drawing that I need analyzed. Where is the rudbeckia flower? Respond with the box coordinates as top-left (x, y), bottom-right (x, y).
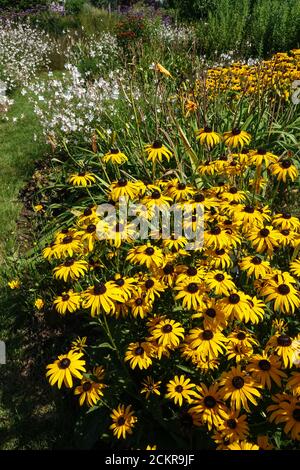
top-left (265, 333), bottom-right (300, 368)
top-left (144, 141), bottom-right (172, 163)
top-left (185, 327), bottom-right (227, 360)
top-left (260, 278), bottom-right (300, 314)
top-left (150, 318), bottom-right (184, 348)
top-left (219, 366), bottom-right (262, 412)
top-left (268, 395), bottom-right (300, 440)
top-left (126, 243), bottom-right (164, 269)
top-left (223, 128), bottom-right (251, 148)
top-left (196, 127), bottom-right (222, 149)
top-left (125, 342), bottom-right (153, 370)
top-left (68, 172), bottom-right (96, 187)
top-left (102, 148), bottom-right (128, 165)
top-left (140, 376), bottom-right (161, 399)
top-left (74, 377), bottom-right (106, 406)
top-left (188, 383), bottom-right (228, 430)
top-left (270, 159), bottom-right (298, 182)
top-left (110, 404), bottom-right (137, 440)
top-left (53, 290), bottom-right (81, 315)
top-left (53, 258), bottom-right (88, 282)
top-left (82, 281), bottom-right (124, 316)
top-left (249, 148), bottom-right (278, 167)
top-left (165, 375), bottom-right (196, 406)
top-left (246, 353), bottom-right (287, 389)
top-left (46, 350), bottom-right (86, 389)
top-left (226, 441), bottom-right (259, 450)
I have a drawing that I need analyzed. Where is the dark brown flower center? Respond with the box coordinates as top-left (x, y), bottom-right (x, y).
top-left (210, 226), bottom-right (221, 235)
top-left (204, 126), bottom-right (212, 133)
top-left (117, 178), bottom-right (128, 187)
top-left (229, 293), bottom-right (240, 304)
top-left (206, 308), bottom-right (216, 318)
top-left (135, 346), bottom-right (144, 355)
top-left (281, 159), bottom-right (291, 169)
top-left (145, 279), bottom-right (155, 289)
top-left (214, 273), bottom-right (225, 282)
top-left (175, 385), bottom-right (183, 393)
top-left (62, 294), bottom-right (70, 301)
top-left (260, 228), bottom-right (270, 237)
top-left (63, 235), bottom-right (73, 244)
top-left (187, 267), bottom-right (198, 276)
top-left (202, 330), bottom-right (214, 340)
top-left (84, 208), bottom-right (93, 216)
top-left (162, 324), bottom-right (173, 333)
top-left (115, 278), bottom-right (125, 286)
top-left (232, 376), bottom-right (244, 389)
top-left (277, 334), bottom-right (292, 347)
top-left (258, 359), bottom-right (271, 371)
top-left (163, 263), bottom-right (174, 274)
top-left (281, 212), bottom-right (291, 219)
top-left (194, 193), bottom-right (205, 202)
top-left (177, 183), bottom-right (186, 190)
top-left (152, 140), bottom-right (162, 149)
top-left (151, 190), bottom-right (161, 199)
top-left (215, 248), bottom-right (225, 255)
top-left (251, 256), bottom-right (262, 265)
top-left (277, 284), bottom-right (290, 295)
top-left (135, 298), bottom-right (143, 306)
top-left (59, 358), bottom-right (71, 369)
top-left (204, 396), bottom-right (216, 408)
top-left (281, 229), bottom-right (290, 236)
top-left (257, 148), bottom-right (267, 155)
top-left (86, 224), bottom-right (96, 233)
top-left (229, 187), bottom-right (238, 194)
top-left (117, 416), bottom-right (126, 426)
top-left (237, 332), bottom-right (246, 340)
top-left (187, 282), bottom-right (198, 293)
top-left (82, 381), bottom-right (92, 392)
top-left (93, 283), bottom-right (107, 295)
top-left (232, 128), bottom-right (241, 135)
top-left (227, 418), bottom-right (237, 429)
top-left (292, 408), bottom-right (300, 422)
top-left (244, 205), bottom-right (254, 213)
top-left (145, 247), bottom-right (155, 256)
top-left (64, 258), bottom-right (75, 267)
top-left (110, 148), bottom-right (119, 154)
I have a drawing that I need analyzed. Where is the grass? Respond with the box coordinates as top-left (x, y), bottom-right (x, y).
top-left (0, 90), bottom-right (46, 265)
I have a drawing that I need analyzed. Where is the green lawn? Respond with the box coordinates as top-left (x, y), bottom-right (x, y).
top-left (0, 90), bottom-right (46, 265)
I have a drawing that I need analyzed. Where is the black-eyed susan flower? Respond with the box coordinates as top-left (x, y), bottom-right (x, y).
top-left (206, 248), bottom-right (233, 270)
top-left (196, 127), bottom-right (222, 149)
top-left (175, 280), bottom-right (207, 310)
top-left (219, 291), bottom-right (251, 322)
top-left (109, 178), bottom-right (140, 201)
top-left (188, 383), bottom-right (228, 430)
top-left (150, 318), bottom-right (184, 348)
top-left (42, 242), bottom-right (58, 260)
top-left (128, 290), bottom-right (153, 318)
top-left (287, 372), bottom-right (300, 396)
top-left (71, 336), bottom-right (87, 353)
top-left (82, 281), bottom-right (124, 316)
top-left (239, 256), bottom-right (270, 280)
top-left (219, 366), bottom-right (262, 412)
top-left (247, 225), bottom-right (280, 256)
top-left (145, 141), bottom-right (172, 163)
top-left (233, 204), bottom-right (268, 228)
top-left (166, 180), bottom-right (195, 201)
top-left (270, 159), bottom-right (298, 182)
top-left (102, 148), bottom-right (128, 165)
top-left (53, 290), bottom-right (81, 315)
top-left (205, 270), bottom-right (236, 296)
top-left (217, 411), bottom-right (249, 442)
top-left (46, 350), bottom-right (86, 389)
top-left (268, 395), bottom-right (300, 440)
top-left (127, 244), bottom-right (164, 269)
top-left (246, 353), bottom-right (287, 389)
top-left (260, 278), bottom-right (300, 314)
top-left (226, 342), bottom-right (253, 363)
top-left (74, 377), bottom-right (106, 406)
top-left (140, 376), bottom-right (161, 399)
top-left (68, 172), bottom-right (96, 187)
top-left (227, 440), bottom-right (259, 450)
top-left (273, 212), bottom-right (300, 231)
top-left (110, 404), bottom-right (137, 440)
top-left (154, 63), bottom-right (172, 77)
top-left (8, 279), bottom-right (20, 289)
top-left (113, 274), bottom-right (136, 301)
top-left (34, 298), bottom-right (44, 310)
top-left (257, 435), bottom-right (274, 450)
top-left (185, 327), bottom-right (227, 360)
top-left (139, 275), bottom-right (166, 303)
top-left (204, 225), bottom-right (231, 250)
top-left (165, 375), bottom-right (196, 406)
top-left (124, 342), bottom-right (153, 370)
top-left (55, 233), bottom-right (82, 258)
top-left (53, 258), bottom-right (88, 282)
top-left (192, 299), bottom-right (227, 329)
top-left (249, 148), bottom-right (278, 167)
top-left (223, 128), bottom-right (251, 148)
top-left (34, 203), bottom-right (44, 213)
top-left (265, 333), bottom-right (300, 368)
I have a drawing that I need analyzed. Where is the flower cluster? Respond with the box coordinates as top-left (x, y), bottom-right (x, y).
top-left (43, 127), bottom-right (300, 448)
top-left (0, 20), bottom-right (53, 90)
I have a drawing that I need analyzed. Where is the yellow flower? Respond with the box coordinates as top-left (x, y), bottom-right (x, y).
top-left (110, 404), bottom-right (137, 440)
top-left (46, 350), bottom-right (86, 389)
top-left (68, 172), bottom-right (96, 187)
top-left (154, 63), bottom-right (172, 77)
top-left (140, 376), bottom-right (161, 399)
top-left (34, 204), bottom-right (44, 212)
top-left (165, 375), bottom-right (196, 406)
top-left (124, 342), bottom-right (153, 370)
top-left (144, 141), bottom-right (173, 163)
top-left (196, 127), bottom-right (222, 149)
top-left (34, 298), bottom-right (44, 310)
top-left (8, 279), bottom-right (21, 289)
top-left (223, 128), bottom-right (251, 148)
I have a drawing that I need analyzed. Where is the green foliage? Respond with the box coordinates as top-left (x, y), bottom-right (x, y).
top-left (65, 0), bottom-right (86, 15)
top-left (0, 0), bottom-right (49, 10)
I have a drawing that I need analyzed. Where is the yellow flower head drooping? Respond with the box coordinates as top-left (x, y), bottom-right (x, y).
top-left (110, 404), bottom-right (137, 440)
top-left (34, 298), bottom-right (45, 310)
top-left (154, 63), bottom-right (172, 77)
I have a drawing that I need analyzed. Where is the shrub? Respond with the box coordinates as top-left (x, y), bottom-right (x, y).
top-left (0, 0), bottom-right (49, 11)
top-left (65, 0), bottom-right (86, 15)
